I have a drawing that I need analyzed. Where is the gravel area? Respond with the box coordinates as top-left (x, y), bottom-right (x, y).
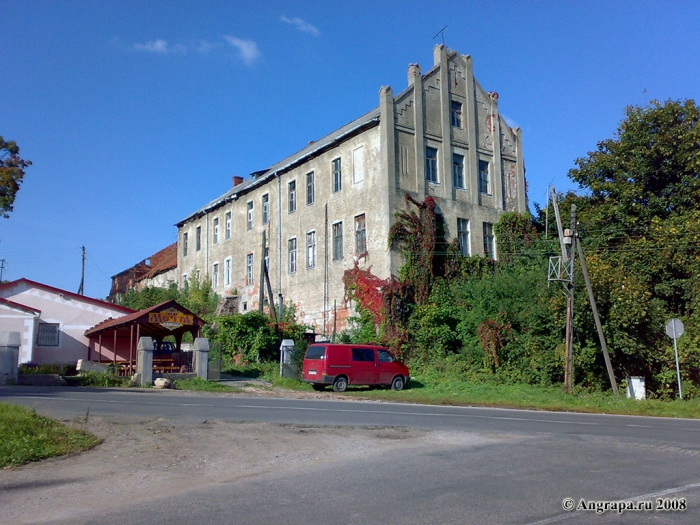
top-left (0, 387), bottom-right (449, 524)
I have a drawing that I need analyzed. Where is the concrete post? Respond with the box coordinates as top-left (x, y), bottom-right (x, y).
top-left (136, 337), bottom-right (154, 387)
top-left (193, 338), bottom-right (209, 380)
top-left (0, 332), bottom-right (21, 386)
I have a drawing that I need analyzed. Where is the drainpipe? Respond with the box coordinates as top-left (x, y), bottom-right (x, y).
top-left (205, 211), bottom-right (209, 277)
top-left (277, 173), bottom-right (283, 304)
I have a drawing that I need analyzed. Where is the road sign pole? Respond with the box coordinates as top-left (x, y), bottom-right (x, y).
top-left (672, 323), bottom-right (683, 401)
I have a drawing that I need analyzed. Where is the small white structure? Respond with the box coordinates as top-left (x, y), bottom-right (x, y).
top-left (280, 339), bottom-right (297, 379)
top-left (626, 376), bottom-right (646, 400)
top-left (0, 279), bottom-right (134, 365)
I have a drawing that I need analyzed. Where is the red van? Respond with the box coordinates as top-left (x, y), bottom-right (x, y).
top-left (302, 343), bottom-right (410, 392)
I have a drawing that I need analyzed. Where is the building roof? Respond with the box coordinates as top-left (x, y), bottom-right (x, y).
top-left (85, 299), bottom-right (206, 339)
top-left (0, 296), bottom-right (41, 315)
top-left (176, 107), bottom-right (381, 226)
top-left (137, 242), bottom-right (178, 282)
top-left (0, 278), bottom-right (136, 314)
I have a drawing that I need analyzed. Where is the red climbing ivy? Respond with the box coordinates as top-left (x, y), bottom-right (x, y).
top-left (388, 194), bottom-right (436, 305)
top-left (342, 194), bottom-right (438, 357)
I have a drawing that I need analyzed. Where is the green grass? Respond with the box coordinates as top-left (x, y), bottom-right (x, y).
top-left (342, 375), bottom-right (700, 419)
top-left (222, 362), bottom-right (280, 381)
top-left (0, 402), bottom-right (102, 468)
top-left (172, 377), bottom-right (241, 392)
top-left (247, 367), bottom-right (700, 419)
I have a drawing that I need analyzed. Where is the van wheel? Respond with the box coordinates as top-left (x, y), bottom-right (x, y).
top-left (391, 376), bottom-right (405, 391)
top-left (312, 384), bottom-right (327, 391)
top-left (333, 376), bottom-right (348, 392)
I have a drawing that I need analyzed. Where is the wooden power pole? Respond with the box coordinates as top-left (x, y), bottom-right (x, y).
top-left (564, 205), bottom-right (576, 392)
top-left (577, 237), bottom-right (619, 395)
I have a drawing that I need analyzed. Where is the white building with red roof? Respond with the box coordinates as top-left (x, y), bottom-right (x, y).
top-left (0, 279), bottom-right (135, 365)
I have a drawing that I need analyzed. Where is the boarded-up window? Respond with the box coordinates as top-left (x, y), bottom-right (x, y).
top-left (353, 146), bottom-right (365, 183)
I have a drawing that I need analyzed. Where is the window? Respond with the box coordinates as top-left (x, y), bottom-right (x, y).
top-left (458, 218), bottom-right (470, 256)
top-left (451, 100), bottom-right (463, 128)
top-left (355, 214), bottom-right (367, 255)
top-left (37, 323), bottom-right (59, 347)
top-left (262, 194), bottom-right (269, 224)
top-left (196, 226), bottom-right (201, 251)
top-left (353, 146), bottom-right (365, 183)
top-left (305, 345), bottom-right (326, 360)
top-left (483, 222), bottom-right (495, 259)
top-left (288, 181), bottom-right (296, 213)
top-left (306, 171), bottom-right (315, 205)
top-left (426, 147), bottom-right (438, 183)
top-left (247, 201), bottom-right (254, 230)
top-left (378, 349), bottom-right (395, 362)
top-left (332, 222), bottom-right (343, 261)
top-left (225, 211), bottom-right (231, 239)
top-left (224, 257), bottom-right (231, 286)
top-left (212, 263), bottom-right (219, 288)
top-left (352, 348), bottom-right (375, 362)
top-left (288, 237), bottom-right (297, 274)
top-left (246, 253), bottom-right (254, 284)
top-left (332, 158), bottom-right (342, 192)
top-left (479, 160), bottom-right (491, 194)
top-left (306, 231), bottom-right (316, 268)
top-left (183, 233), bottom-right (188, 257)
top-left (453, 153), bottom-right (465, 189)
top-left (182, 273), bottom-right (188, 287)
top-left (213, 218), bottom-right (219, 244)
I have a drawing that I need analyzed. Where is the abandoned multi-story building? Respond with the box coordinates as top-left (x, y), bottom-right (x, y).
top-left (175, 45), bottom-right (526, 334)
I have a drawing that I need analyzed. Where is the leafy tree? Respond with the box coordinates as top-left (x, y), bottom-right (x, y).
top-left (117, 277), bottom-right (219, 321)
top-left (214, 311), bottom-right (279, 363)
top-left (570, 99), bottom-right (700, 230)
top-left (568, 99), bottom-right (700, 395)
top-left (118, 283), bottom-right (180, 311)
top-left (0, 137), bottom-right (31, 218)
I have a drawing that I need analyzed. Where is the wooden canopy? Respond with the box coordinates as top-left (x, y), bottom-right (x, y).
top-left (85, 300), bottom-right (206, 367)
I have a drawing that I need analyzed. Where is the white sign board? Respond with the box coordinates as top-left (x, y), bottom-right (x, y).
top-left (665, 318), bottom-right (684, 339)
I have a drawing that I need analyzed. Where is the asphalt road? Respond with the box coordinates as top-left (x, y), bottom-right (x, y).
top-left (3, 386), bottom-right (700, 524)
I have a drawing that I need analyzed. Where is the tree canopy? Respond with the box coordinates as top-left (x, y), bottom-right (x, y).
top-left (570, 99), bottom-right (700, 230)
top-left (0, 137), bottom-right (31, 218)
top-left (566, 99), bottom-right (700, 394)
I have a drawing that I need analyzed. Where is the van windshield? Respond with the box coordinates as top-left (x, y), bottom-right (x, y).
top-left (305, 345), bottom-right (326, 360)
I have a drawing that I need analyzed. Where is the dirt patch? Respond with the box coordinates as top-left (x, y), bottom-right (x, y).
top-left (0, 411), bottom-right (430, 524)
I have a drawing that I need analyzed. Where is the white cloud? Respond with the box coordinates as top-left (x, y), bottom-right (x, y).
top-left (196, 40), bottom-right (221, 53)
top-left (280, 16), bottom-right (320, 37)
top-left (133, 39), bottom-right (171, 54)
top-left (223, 36), bottom-right (260, 65)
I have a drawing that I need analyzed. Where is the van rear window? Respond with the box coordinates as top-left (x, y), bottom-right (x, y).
top-left (305, 345), bottom-right (326, 360)
top-left (352, 348), bottom-right (376, 362)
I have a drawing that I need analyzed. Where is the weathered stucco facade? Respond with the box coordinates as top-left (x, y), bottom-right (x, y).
top-left (176, 45), bottom-right (526, 335)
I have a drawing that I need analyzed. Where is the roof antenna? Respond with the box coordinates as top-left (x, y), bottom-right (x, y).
top-left (433, 25), bottom-right (448, 46)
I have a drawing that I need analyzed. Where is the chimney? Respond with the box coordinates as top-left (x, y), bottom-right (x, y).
top-left (232, 176), bottom-right (244, 187)
top-left (408, 63), bottom-right (421, 86)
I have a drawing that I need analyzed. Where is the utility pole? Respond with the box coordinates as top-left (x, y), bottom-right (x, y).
top-left (0, 258), bottom-right (6, 281)
top-left (258, 230), bottom-right (278, 322)
top-left (259, 232), bottom-right (266, 313)
top-left (577, 237), bottom-right (619, 395)
top-left (77, 246), bottom-right (86, 295)
top-left (564, 205), bottom-right (576, 392)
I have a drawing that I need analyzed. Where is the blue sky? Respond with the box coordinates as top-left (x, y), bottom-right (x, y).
top-left (2, 1), bottom-right (699, 299)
